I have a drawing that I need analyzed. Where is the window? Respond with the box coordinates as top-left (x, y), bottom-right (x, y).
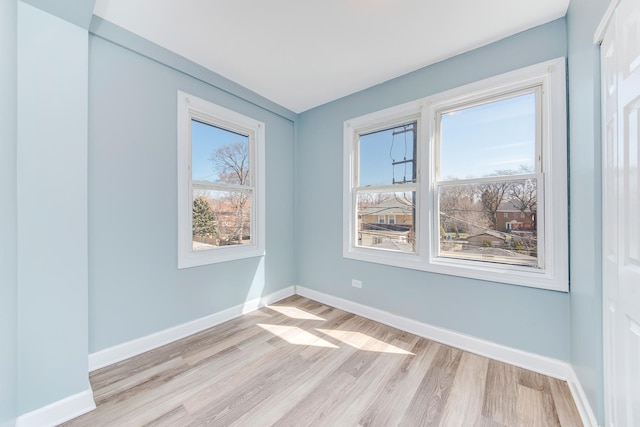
top-left (349, 118), bottom-right (419, 254)
top-left (436, 90), bottom-right (541, 269)
top-left (178, 91), bottom-right (265, 268)
top-left (344, 58), bottom-right (568, 291)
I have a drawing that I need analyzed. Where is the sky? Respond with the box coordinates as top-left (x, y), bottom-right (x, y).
top-left (358, 92), bottom-right (536, 186)
top-left (191, 119), bottom-right (249, 183)
top-left (192, 92), bottom-right (535, 187)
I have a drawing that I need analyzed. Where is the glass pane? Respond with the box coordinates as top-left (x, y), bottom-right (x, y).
top-left (438, 179), bottom-right (539, 268)
top-left (192, 189), bottom-right (252, 250)
top-left (359, 122), bottom-right (417, 186)
top-left (191, 119), bottom-right (250, 185)
top-left (440, 92), bottom-right (536, 180)
top-left (357, 192), bottom-right (415, 253)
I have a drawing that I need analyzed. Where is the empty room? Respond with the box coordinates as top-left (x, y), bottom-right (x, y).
top-left (2, 0), bottom-right (638, 425)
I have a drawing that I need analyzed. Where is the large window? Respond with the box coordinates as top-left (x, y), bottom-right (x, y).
top-left (436, 90), bottom-right (541, 269)
top-left (178, 91), bottom-right (265, 268)
top-left (344, 58), bottom-right (568, 291)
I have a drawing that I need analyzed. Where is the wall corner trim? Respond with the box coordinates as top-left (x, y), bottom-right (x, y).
top-left (593, 0), bottom-right (620, 43)
top-left (88, 286), bottom-right (295, 372)
top-left (15, 387), bottom-right (95, 427)
top-left (294, 285), bottom-right (597, 427)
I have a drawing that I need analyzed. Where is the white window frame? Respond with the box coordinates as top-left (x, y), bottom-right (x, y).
top-left (343, 58), bottom-right (568, 291)
top-left (344, 101), bottom-right (426, 268)
top-left (177, 91), bottom-right (265, 268)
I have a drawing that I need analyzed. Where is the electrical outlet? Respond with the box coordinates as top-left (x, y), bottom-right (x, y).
top-left (352, 279), bottom-right (362, 289)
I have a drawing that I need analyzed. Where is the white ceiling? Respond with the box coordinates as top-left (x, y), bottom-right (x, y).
top-left (93, 0), bottom-right (569, 113)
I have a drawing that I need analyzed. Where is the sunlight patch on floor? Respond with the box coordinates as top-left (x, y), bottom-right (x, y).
top-left (267, 305), bottom-right (326, 321)
top-left (316, 329), bottom-right (414, 355)
top-left (258, 324), bottom-right (339, 348)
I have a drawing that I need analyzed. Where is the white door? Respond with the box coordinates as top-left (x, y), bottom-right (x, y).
top-left (602, 0), bottom-right (640, 424)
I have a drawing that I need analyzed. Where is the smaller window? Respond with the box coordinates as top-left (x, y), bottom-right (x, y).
top-left (352, 121), bottom-right (418, 255)
top-left (177, 91), bottom-right (265, 268)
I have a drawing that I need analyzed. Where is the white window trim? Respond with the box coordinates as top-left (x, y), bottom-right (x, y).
top-left (177, 91), bottom-right (265, 268)
top-left (343, 58), bottom-right (568, 292)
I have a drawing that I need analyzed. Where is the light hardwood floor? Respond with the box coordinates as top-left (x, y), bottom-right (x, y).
top-left (63, 295), bottom-right (582, 426)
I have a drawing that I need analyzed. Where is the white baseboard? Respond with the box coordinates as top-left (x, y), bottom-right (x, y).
top-left (89, 286), bottom-right (295, 372)
top-left (566, 366), bottom-right (600, 427)
top-left (85, 284), bottom-right (597, 426)
top-left (295, 285), bottom-right (597, 426)
top-left (15, 387), bottom-right (95, 427)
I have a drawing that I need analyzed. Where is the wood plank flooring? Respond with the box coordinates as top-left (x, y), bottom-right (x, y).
top-left (62, 296), bottom-right (582, 426)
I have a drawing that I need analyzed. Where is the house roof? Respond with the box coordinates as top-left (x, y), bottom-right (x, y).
top-left (468, 230), bottom-right (507, 241)
top-left (359, 197), bottom-right (413, 216)
top-left (497, 199), bottom-right (534, 213)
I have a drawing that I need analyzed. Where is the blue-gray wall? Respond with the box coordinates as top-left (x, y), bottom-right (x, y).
top-left (4, 1), bottom-right (611, 422)
top-left (0, 0), bottom-right (18, 424)
top-left (16, 2), bottom-right (90, 414)
top-left (567, 0), bottom-right (609, 422)
top-left (87, 29), bottom-right (296, 352)
top-left (296, 19), bottom-right (571, 360)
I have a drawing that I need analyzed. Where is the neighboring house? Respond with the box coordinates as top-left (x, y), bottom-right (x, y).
top-left (358, 197), bottom-right (414, 248)
top-left (496, 199), bottom-right (536, 232)
top-left (467, 230), bottom-right (507, 247)
top-left (358, 197), bottom-right (413, 229)
top-left (454, 231), bottom-right (537, 267)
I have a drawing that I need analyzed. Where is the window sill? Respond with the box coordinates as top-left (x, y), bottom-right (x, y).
top-left (178, 244), bottom-right (264, 269)
top-left (343, 247), bottom-right (567, 292)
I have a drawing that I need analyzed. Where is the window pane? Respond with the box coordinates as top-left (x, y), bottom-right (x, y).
top-left (359, 122), bottom-right (416, 186)
top-left (192, 189), bottom-right (252, 250)
top-left (191, 120), bottom-right (250, 185)
top-left (438, 179), bottom-right (538, 267)
top-left (440, 92), bottom-right (536, 180)
top-left (357, 192), bottom-right (415, 252)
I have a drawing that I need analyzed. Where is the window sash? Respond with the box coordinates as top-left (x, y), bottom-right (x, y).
top-left (435, 86), bottom-right (542, 183)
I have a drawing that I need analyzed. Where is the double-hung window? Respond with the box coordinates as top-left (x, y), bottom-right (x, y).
top-left (435, 89), bottom-right (542, 268)
top-left (344, 58), bottom-right (568, 291)
top-left (344, 104), bottom-right (422, 262)
top-left (177, 91), bottom-right (265, 268)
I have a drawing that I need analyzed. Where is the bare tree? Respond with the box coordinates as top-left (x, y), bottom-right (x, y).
top-left (210, 141), bottom-right (251, 244)
top-left (357, 192), bottom-right (393, 209)
top-left (479, 181), bottom-right (512, 229)
top-left (210, 141), bottom-right (249, 185)
top-left (510, 179), bottom-right (537, 230)
top-left (440, 184), bottom-right (489, 236)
